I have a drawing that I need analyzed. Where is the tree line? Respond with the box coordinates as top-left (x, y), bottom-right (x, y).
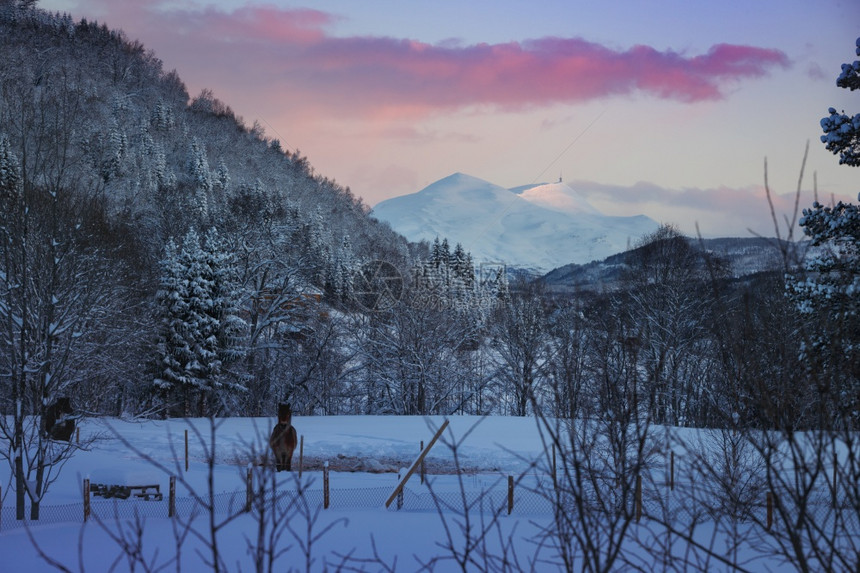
top-left (0, 6), bottom-right (857, 563)
top-left (0, 2), bottom-right (855, 427)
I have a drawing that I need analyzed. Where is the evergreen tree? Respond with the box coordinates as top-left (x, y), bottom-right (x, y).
top-left (154, 237), bottom-right (192, 399)
top-left (336, 234), bottom-right (356, 302)
top-left (0, 134), bottom-right (22, 199)
top-left (150, 99), bottom-right (175, 131)
top-left (154, 227), bottom-right (243, 416)
top-left (187, 138), bottom-right (211, 217)
top-left (214, 158), bottom-right (230, 192)
top-left (449, 242), bottom-right (475, 305)
top-left (785, 37), bottom-right (860, 425)
top-left (786, 197), bottom-right (859, 423)
top-left (430, 237), bottom-right (442, 268)
top-left (821, 37), bottom-right (860, 166)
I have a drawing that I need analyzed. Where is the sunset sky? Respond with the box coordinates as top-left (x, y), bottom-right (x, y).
top-left (41, 0), bottom-right (859, 237)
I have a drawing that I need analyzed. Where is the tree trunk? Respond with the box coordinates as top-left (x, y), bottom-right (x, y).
top-left (31, 450), bottom-right (45, 520)
top-left (15, 453), bottom-right (24, 521)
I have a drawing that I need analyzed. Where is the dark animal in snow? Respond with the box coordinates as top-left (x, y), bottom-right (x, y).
top-left (45, 397), bottom-right (75, 442)
top-left (270, 402), bottom-right (298, 471)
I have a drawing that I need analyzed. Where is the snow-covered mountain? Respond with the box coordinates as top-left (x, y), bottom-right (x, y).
top-left (510, 180), bottom-right (602, 216)
top-left (372, 173), bottom-right (658, 271)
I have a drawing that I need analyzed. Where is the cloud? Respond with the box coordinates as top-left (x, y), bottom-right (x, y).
top-left (85, 1), bottom-right (790, 119)
top-left (806, 62), bottom-right (828, 81)
top-left (369, 126), bottom-right (482, 144)
top-left (571, 180), bottom-right (855, 238)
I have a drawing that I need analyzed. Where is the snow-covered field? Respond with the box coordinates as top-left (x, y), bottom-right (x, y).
top-left (0, 415), bottom-right (562, 570)
top-left (1, 415), bottom-right (849, 571)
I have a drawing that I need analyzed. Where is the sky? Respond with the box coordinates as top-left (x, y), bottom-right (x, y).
top-left (39, 0), bottom-right (860, 237)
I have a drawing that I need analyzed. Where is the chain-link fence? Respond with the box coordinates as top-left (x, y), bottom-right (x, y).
top-left (3, 469), bottom-right (858, 536)
top-left (0, 479), bottom-right (553, 533)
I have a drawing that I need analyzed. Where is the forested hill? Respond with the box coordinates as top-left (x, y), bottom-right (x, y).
top-left (0, 3), bottom-right (410, 283)
top-left (0, 3), bottom-right (413, 415)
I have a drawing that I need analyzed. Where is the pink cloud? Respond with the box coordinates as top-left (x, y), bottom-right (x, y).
top-left (191, 5), bottom-right (332, 44)
top-left (79, 2), bottom-right (790, 118)
top-left (570, 180), bottom-right (857, 237)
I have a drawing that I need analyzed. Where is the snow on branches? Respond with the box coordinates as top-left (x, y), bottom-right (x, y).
top-left (154, 227), bottom-right (244, 416)
top-left (820, 37), bottom-right (860, 166)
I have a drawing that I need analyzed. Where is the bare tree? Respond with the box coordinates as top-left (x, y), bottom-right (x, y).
top-left (0, 50), bottom-right (129, 520)
top-left (490, 277), bottom-right (550, 416)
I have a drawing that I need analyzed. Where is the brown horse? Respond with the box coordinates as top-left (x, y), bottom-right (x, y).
top-left (270, 402), bottom-right (298, 471)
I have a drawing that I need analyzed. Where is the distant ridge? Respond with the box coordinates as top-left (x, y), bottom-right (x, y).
top-left (541, 236), bottom-right (800, 292)
top-left (372, 173), bottom-right (659, 271)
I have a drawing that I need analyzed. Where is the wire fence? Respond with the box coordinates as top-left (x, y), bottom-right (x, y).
top-left (3, 473), bottom-right (858, 535)
top-left (0, 481), bottom-right (549, 533)
top-left (3, 440), bottom-right (859, 539)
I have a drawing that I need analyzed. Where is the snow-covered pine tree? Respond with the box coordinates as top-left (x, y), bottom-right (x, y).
top-left (0, 133), bottom-right (22, 199)
top-left (820, 37), bottom-right (860, 166)
top-left (154, 144), bottom-right (175, 190)
top-left (786, 196), bottom-right (859, 423)
top-left (187, 138), bottom-right (211, 218)
top-left (102, 124), bottom-right (127, 183)
top-left (419, 237), bottom-right (453, 308)
top-left (430, 237), bottom-right (444, 269)
top-left (307, 206), bottom-right (333, 287)
top-left (335, 234), bottom-right (356, 302)
top-left (151, 98), bottom-right (176, 132)
top-left (154, 236), bottom-right (194, 407)
top-left (785, 37), bottom-right (860, 425)
top-left (450, 242), bottom-right (476, 307)
top-left (214, 158), bottom-right (230, 192)
top-left (440, 238), bottom-right (451, 279)
top-left (202, 227), bottom-right (245, 369)
top-left (154, 227), bottom-right (244, 416)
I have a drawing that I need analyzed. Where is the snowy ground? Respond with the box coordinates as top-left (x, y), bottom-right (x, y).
top-left (0, 415), bottom-right (563, 571)
top-left (0, 415), bottom-right (832, 571)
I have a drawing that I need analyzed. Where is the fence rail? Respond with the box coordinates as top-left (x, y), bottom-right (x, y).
top-left (3, 474), bottom-right (858, 534)
top-left (4, 442), bottom-right (859, 535)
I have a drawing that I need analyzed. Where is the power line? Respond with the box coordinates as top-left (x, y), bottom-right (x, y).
top-left (532, 108), bottom-right (606, 184)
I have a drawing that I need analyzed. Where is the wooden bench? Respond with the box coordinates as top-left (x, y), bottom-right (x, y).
top-left (91, 483), bottom-right (163, 501)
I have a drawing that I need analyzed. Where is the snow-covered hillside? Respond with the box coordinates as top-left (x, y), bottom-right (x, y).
top-left (372, 173), bottom-right (658, 271)
top-left (511, 180), bottom-right (602, 216)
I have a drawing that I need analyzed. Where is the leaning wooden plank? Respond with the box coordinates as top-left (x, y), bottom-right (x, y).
top-left (384, 419), bottom-right (450, 509)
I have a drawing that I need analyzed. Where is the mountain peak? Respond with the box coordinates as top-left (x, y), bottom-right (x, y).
top-left (373, 173), bottom-right (657, 271)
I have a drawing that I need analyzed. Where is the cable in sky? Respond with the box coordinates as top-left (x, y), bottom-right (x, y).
top-left (532, 108), bottom-right (606, 184)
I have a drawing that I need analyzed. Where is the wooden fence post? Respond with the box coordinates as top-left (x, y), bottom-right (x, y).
top-left (670, 451), bottom-right (675, 491)
top-left (83, 479), bottom-right (91, 523)
top-left (766, 492), bottom-right (773, 530)
top-left (396, 468), bottom-right (405, 509)
top-left (15, 455), bottom-right (23, 521)
top-left (246, 467), bottom-right (253, 513)
top-left (184, 429), bottom-right (189, 472)
top-left (298, 435), bottom-right (304, 479)
top-left (507, 475), bottom-right (514, 515)
top-left (635, 475), bottom-right (642, 522)
top-left (832, 451), bottom-right (838, 509)
top-left (420, 440), bottom-right (425, 485)
top-left (385, 419), bottom-right (450, 508)
top-left (323, 461), bottom-right (330, 509)
top-left (169, 476), bottom-right (176, 517)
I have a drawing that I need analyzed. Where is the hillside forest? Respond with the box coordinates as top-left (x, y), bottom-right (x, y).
top-left (0, 4), bottom-right (857, 432)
